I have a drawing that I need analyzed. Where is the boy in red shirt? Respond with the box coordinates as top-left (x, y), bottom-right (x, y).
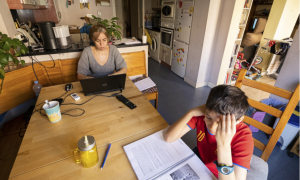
top-left (164, 85), bottom-right (253, 180)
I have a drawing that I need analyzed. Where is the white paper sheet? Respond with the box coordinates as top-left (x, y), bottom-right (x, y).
top-left (134, 77), bottom-right (156, 91)
top-left (123, 129), bottom-right (217, 180)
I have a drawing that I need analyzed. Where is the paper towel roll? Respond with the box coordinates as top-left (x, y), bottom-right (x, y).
top-left (100, 2), bottom-right (110, 6)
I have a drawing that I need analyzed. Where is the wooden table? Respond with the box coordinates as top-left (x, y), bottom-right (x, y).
top-left (9, 77), bottom-right (168, 179)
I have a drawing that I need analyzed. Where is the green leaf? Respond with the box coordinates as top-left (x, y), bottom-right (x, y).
top-left (14, 59), bottom-right (20, 64)
top-left (0, 32), bottom-right (2, 35)
top-left (0, 49), bottom-right (5, 54)
top-left (3, 41), bottom-right (10, 51)
top-left (102, 19), bottom-right (108, 24)
top-left (87, 23), bottom-right (93, 27)
top-left (21, 60), bottom-right (25, 66)
top-left (91, 15), bottom-right (97, 19)
top-left (111, 17), bottom-right (119, 21)
top-left (15, 52), bottom-right (21, 57)
top-left (0, 54), bottom-right (8, 65)
top-left (6, 53), bottom-right (14, 62)
top-left (0, 42), bottom-right (3, 48)
top-left (0, 70), bottom-right (5, 79)
top-left (13, 38), bottom-right (22, 46)
top-left (115, 25), bottom-right (122, 29)
top-left (20, 44), bottom-right (28, 53)
top-left (20, 49), bottom-right (25, 55)
top-left (2, 34), bottom-right (8, 38)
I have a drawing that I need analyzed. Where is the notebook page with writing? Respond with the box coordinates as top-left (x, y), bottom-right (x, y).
top-left (123, 128), bottom-right (217, 180)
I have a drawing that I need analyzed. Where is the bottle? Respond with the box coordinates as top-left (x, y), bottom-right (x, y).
top-left (33, 80), bottom-right (42, 97)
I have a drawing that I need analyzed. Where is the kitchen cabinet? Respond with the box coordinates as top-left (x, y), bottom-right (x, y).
top-left (159, 46), bottom-right (172, 66)
top-left (7, 0), bottom-right (47, 9)
top-left (151, 0), bottom-right (161, 9)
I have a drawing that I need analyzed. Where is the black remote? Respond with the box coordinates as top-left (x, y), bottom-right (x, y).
top-left (116, 95), bottom-right (137, 109)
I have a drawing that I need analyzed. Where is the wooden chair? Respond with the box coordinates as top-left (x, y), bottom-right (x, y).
top-left (235, 69), bottom-right (299, 161)
top-left (121, 51), bottom-right (158, 109)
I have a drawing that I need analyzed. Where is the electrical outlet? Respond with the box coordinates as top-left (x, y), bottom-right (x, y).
top-left (87, 14), bottom-right (93, 18)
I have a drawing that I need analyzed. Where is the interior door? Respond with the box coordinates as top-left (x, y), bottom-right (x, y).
top-left (130, 0), bottom-right (139, 38)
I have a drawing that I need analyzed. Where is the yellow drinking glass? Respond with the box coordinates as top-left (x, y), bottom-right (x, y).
top-left (73, 135), bottom-right (99, 168)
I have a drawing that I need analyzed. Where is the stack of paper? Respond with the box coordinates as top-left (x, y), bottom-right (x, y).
top-left (134, 77), bottom-right (156, 91)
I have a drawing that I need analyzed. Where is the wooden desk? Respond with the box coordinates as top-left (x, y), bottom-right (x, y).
top-left (9, 77), bottom-right (168, 179)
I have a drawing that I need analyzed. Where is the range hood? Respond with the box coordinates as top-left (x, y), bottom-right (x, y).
top-left (7, 0), bottom-right (48, 10)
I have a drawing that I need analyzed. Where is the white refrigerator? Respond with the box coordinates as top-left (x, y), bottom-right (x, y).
top-left (171, 0), bottom-right (194, 78)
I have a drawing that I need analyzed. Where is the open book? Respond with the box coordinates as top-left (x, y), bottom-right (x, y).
top-left (123, 128), bottom-right (217, 180)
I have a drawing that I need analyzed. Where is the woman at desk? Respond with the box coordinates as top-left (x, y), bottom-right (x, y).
top-left (77, 25), bottom-right (127, 80)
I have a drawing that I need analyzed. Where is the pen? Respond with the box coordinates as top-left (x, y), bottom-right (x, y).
top-left (101, 143), bottom-right (112, 169)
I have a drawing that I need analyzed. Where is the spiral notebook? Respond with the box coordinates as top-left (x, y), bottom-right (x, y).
top-left (123, 128), bottom-right (217, 180)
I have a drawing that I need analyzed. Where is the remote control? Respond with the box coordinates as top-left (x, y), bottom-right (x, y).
top-left (116, 95), bottom-right (137, 109)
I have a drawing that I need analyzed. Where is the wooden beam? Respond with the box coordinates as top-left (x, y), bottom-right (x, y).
top-left (247, 98), bottom-right (283, 118)
top-left (242, 78), bottom-right (293, 100)
top-left (244, 116), bottom-right (274, 135)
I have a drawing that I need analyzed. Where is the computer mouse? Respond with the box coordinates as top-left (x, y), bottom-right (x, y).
top-left (65, 84), bottom-right (73, 91)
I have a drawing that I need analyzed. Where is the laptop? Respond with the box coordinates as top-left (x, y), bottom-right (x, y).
top-left (80, 74), bottom-right (126, 96)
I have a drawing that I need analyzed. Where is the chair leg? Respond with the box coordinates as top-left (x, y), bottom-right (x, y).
top-left (155, 92), bottom-right (158, 109)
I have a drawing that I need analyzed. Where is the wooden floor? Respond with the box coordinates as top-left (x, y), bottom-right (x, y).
top-left (241, 75), bottom-right (276, 102)
top-left (0, 115), bottom-right (25, 180)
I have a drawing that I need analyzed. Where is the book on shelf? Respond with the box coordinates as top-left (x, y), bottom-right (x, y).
top-left (244, 0), bottom-right (250, 8)
top-left (237, 28), bottom-right (243, 39)
top-left (123, 129), bottom-right (217, 180)
top-left (229, 57), bottom-right (235, 68)
top-left (239, 10), bottom-right (248, 25)
top-left (232, 43), bottom-right (239, 56)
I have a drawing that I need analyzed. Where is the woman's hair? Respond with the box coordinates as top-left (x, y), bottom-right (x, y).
top-left (89, 24), bottom-right (110, 40)
top-left (205, 85), bottom-right (249, 120)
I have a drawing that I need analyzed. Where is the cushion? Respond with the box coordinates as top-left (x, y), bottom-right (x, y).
top-left (241, 33), bottom-right (263, 47)
top-left (246, 155), bottom-right (268, 180)
top-left (132, 77), bottom-right (158, 93)
top-left (253, 18), bottom-right (267, 33)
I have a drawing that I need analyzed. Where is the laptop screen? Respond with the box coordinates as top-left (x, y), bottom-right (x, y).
top-left (80, 74), bottom-right (126, 96)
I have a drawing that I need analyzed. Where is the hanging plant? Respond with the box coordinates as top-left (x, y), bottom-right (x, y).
top-left (0, 31), bottom-right (29, 93)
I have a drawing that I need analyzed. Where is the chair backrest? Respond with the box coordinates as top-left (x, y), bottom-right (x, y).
top-left (235, 69), bottom-right (299, 161)
top-left (121, 51), bottom-right (147, 77)
top-left (60, 51), bottom-right (147, 84)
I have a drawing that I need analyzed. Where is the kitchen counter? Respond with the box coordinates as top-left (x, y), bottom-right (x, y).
top-left (23, 42), bottom-right (149, 56)
top-left (21, 41), bottom-right (149, 77)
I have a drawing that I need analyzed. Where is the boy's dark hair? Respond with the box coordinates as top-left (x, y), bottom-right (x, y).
top-left (206, 85), bottom-right (249, 120)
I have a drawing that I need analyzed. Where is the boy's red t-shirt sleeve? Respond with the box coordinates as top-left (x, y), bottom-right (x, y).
top-left (187, 116), bottom-right (199, 130)
top-left (231, 123), bottom-right (254, 170)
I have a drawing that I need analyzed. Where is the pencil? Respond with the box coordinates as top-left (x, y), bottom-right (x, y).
top-left (101, 143), bottom-right (112, 169)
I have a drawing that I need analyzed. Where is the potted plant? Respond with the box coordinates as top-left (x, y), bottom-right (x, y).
top-left (89, 16), bottom-right (122, 41)
top-left (0, 31), bottom-right (29, 93)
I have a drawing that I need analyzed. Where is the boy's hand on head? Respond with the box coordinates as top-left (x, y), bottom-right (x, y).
top-left (215, 114), bottom-right (237, 148)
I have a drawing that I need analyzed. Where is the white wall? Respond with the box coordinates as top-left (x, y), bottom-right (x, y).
top-left (184, 0), bottom-right (211, 87)
top-left (208, 0), bottom-right (245, 86)
top-left (0, 0), bottom-right (18, 37)
top-left (270, 28), bottom-right (299, 103)
top-left (56, 0), bottom-right (114, 26)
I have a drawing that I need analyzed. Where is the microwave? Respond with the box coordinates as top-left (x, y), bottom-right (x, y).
top-left (161, 2), bottom-right (175, 18)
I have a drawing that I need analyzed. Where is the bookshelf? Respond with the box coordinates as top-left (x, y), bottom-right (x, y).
top-left (225, 0), bottom-right (253, 85)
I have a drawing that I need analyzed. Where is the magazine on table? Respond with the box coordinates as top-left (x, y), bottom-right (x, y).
top-left (123, 128), bottom-right (217, 180)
